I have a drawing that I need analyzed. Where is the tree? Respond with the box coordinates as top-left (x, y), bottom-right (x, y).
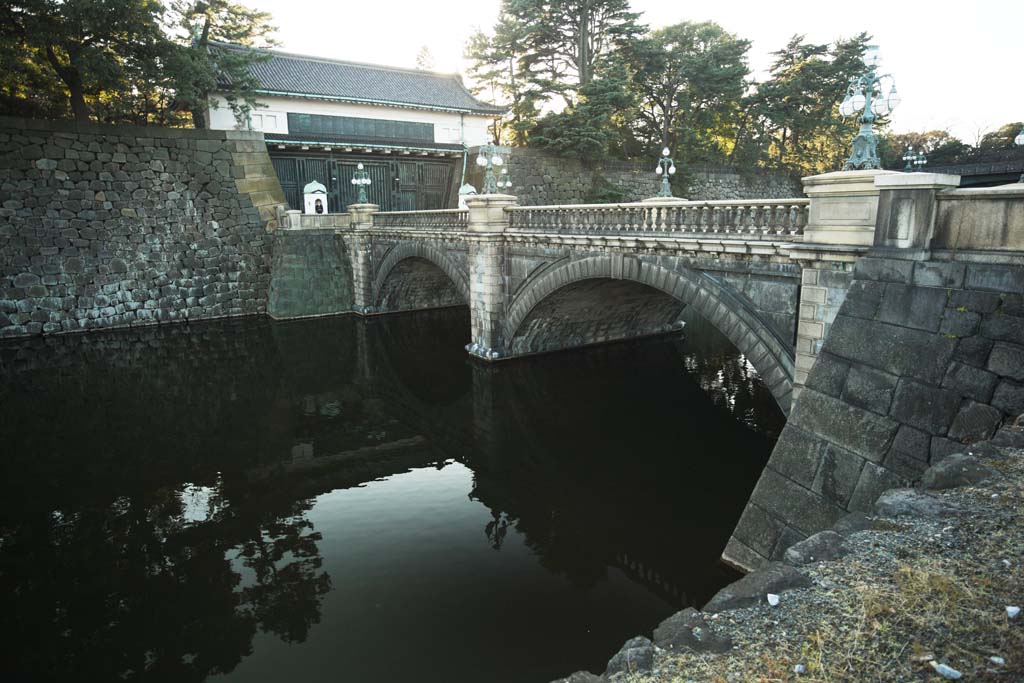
top-left (530, 52), bottom-right (636, 159)
top-left (504, 0), bottom-right (643, 107)
top-left (415, 46), bottom-right (435, 71)
top-left (624, 21), bottom-right (750, 164)
top-left (168, 0), bottom-right (278, 129)
top-left (877, 129), bottom-right (961, 169)
top-left (464, 18), bottom-right (539, 144)
top-left (1, 0), bottom-right (171, 122)
top-left (978, 122), bottom-right (1024, 151)
top-left (748, 33), bottom-right (872, 174)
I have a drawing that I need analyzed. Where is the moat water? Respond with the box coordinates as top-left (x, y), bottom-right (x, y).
top-left (0, 307), bottom-right (784, 683)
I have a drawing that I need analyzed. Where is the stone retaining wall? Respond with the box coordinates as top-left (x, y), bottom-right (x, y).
top-left (725, 254), bottom-right (1024, 570)
top-left (268, 230), bottom-right (353, 320)
top-left (0, 116), bottom-right (286, 338)
top-left (468, 148), bottom-right (803, 205)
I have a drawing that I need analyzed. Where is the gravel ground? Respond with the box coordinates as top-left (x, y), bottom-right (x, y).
top-left (557, 436), bottom-right (1024, 683)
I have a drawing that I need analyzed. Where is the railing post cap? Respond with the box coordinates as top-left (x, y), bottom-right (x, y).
top-left (465, 194), bottom-right (518, 207)
top-left (641, 196), bottom-right (689, 204)
top-left (873, 172), bottom-right (961, 190)
top-left (801, 169), bottom-right (898, 196)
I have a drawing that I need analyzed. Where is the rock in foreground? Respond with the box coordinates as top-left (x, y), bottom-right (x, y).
top-left (704, 562), bottom-right (811, 612)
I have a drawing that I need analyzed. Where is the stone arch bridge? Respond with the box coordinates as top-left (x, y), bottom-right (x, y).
top-left (316, 193), bottom-right (856, 417)
top-left (272, 171), bottom-right (1024, 573)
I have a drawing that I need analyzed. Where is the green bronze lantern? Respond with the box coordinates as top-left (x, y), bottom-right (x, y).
top-left (351, 163), bottom-right (371, 204)
top-left (654, 147), bottom-right (676, 198)
top-left (902, 146), bottom-right (926, 172)
top-left (476, 141), bottom-right (506, 194)
top-left (839, 45), bottom-right (901, 170)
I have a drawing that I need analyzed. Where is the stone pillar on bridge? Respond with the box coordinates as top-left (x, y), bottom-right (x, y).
top-left (465, 194), bottom-right (517, 360)
top-left (789, 170), bottom-right (898, 399)
top-left (347, 203), bottom-right (379, 315)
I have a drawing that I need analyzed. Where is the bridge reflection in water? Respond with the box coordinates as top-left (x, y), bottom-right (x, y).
top-left (0, 306), bottom-right (783, 683)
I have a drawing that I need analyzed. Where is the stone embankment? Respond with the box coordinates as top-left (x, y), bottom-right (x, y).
top-left (551, 418), bottom-right (1024, 683)
top-left (0, 116), bottom-right (285, 338)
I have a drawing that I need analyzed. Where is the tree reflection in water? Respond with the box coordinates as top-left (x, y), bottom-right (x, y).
top-left (0, 304), bottom-right (785, 683)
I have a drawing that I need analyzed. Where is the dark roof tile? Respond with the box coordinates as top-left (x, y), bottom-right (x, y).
top-left (213, 42), bottom-right (504, 116)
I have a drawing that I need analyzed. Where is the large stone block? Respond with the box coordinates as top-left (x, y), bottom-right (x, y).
top-left (790, 388), bottom-right (899, 461)
top-left (987, 342), bottom-right (1024, 381)
top-left (948, 401), bottom-right (1002, 443)
top-left (942, 361), bottom-right (998, 402)
top-left (768, 425), bottom-right (829, 488)
top-left (980, 313), bottom-right (1024, 344)
top-left (749, 467), bottom-right (846, 537)
top-left (853, 257), bottom-right (913, 284)
top-left (876, 283), bottom-right (948, 333)
top-left (729, 505), bottom-right (782, 569)
top-left (913, 261), bottom-right (965, 289)
top-left (992, 380), bottom-right (1024, 416)
top-left (842, 365), bottom-right (898, 415)
top-left (954, 336), bottom-right (994, 367)
top-left (965, 263), bottom-right (1024, 294)
top-left (803, 352), bottom-right (850, 397)
top-left (811, 443), bottom-right (865, 509)
top-left (848, 461), bottom-right (905, 512)
top-left (889, 379), bottom-right (962, 435)
top-left (825, 315), bottom-right (956, 385)
top-left (840, 280), bottom-right (885, 320)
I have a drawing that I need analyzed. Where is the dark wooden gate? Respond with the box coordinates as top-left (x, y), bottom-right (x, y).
top-left (270, 153), bottom-right (456, 213)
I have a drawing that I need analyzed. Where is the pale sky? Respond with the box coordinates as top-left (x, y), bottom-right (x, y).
top-left (247, 0), bottom-right (1023, 142)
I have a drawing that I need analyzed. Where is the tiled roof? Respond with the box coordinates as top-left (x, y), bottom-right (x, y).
top-left (213, 42), bottom-right (505, 116)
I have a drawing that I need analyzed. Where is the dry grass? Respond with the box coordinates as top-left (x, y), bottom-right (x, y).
top-left (625, 451), bottom-right (1024, 683)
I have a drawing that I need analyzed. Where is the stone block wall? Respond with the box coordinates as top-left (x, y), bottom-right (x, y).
top-left (268, 230), bottom-right (353, 319)
top-left (725, 255), bottom-right (1024, 571)
top-left (0, 116), bottom-right (286, 338)
top-left (467, 148), bottom-right (803, 205)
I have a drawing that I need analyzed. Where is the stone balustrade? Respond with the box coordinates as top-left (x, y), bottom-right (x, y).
top-left (373, 209), bottom-right (469, 230)
top-left (505, 199), bottom-right (809, 238)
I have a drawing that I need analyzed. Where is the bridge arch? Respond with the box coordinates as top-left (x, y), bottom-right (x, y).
top-left (504, 256), bottom-right (795, 413)
top-left (372, 242), bottom-right (470, 312)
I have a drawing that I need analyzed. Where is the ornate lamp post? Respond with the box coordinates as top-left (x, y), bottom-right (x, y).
top-left (654, 147), bottom-right (676, 198)
top-left (1015, 126), bottom-right (1024, 182)
top-left (902, 146), bottom-right (927, 172)
top-left (476, 141), bottom-right (506, 194)
top-left (839, 45), bottom-right (901, 170)
top-left (350, 162), bottom-right (371, 204)
top-left (497, 167), bottom-right (513, 191)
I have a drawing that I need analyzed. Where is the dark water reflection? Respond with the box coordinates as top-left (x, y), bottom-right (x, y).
top-left (0, 307), bottom-right (783, 683)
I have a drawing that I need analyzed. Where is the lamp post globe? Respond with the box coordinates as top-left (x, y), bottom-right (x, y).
top-left (839, 45), bottom-right (899, 170)
top-left (655, 147), bottom-right (676, 198)
top-left (477, 140), bottom-right (507, 194)
top-left (351, 162), bottom-right (371, 204)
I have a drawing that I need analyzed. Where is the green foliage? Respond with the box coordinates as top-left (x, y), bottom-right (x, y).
top-left (168, 0), bottom-right (277, 128)
top-left (1, 0), bottom-right (174, 122)
top-left (530, 53), bottom-right (636, 159)
top-left (0, 0), bottom-right (276, 126)
top-left (623, 21), bottom-right (750, 165)
top-left (745, 33), bottom-right (871, 174)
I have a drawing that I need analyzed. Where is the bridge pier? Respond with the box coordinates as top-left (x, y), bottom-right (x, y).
top-left (465, 194), bottom-right (517, 360)
top-left (347, 203), bottom-right (379, 315)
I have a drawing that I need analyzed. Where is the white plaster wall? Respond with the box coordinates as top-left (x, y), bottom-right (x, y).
top-left (207, 94), bottom-right (493, 146)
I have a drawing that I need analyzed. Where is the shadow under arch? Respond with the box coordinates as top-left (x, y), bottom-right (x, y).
top-left (372, 243), bottom-right (470, 312)
top-left (503, 255), bottom-right (795, 414)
